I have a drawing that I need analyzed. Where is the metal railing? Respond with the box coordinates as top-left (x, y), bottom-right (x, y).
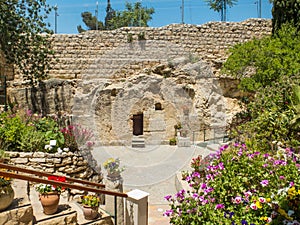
top-left (192, 126), bottom-right (230, 144)
top-left (0, 162), bottom-right (128, 224)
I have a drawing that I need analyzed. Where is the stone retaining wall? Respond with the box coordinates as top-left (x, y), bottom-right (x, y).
top-left (6, 150), bottom-right (102, 182)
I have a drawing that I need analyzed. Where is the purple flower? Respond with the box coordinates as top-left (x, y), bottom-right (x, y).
top-left (185, 175), bottom-right (192, 182)
top-left (260, 180), bottom-right (269, 187)
top-left (241, 220), bottom-right (248, 225)
top-left (192, 171), bottom-right (200, 178)
top-left (215, 203), bottom-right (225, 210)
top-left (224, 211), bottom-right (235, 219)
top-left (175, 189), bottom-right (185, 199)
top-left (204, 187), bottom-right (214, 194)
top-left (192, 193), bottom-right (199, 200)
top-left (206, 174), bottom-right (214, 180)
top-left (164, 195), bottom-right (172, 201)
top-left (218, 162), bottom-right (225, 170)
top-left (163, 209), bottom-right (173, 217)
top-left (279, 176), bottom-right (285, 180)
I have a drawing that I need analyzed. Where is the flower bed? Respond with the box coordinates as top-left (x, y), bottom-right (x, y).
top-left (164, 143), bottom-right (300, 224)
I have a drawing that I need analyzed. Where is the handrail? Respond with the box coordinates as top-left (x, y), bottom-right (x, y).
top-left (0, 162), bottom-right (127, 224)
top-left (0, 163), bottom-right (105, 188)
top-left (0, 170), bottom-right (128, 198)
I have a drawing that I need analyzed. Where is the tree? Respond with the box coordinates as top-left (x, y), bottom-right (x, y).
top-left (204, 0), bottom-right (238, 21)
top-left (271, 0), bottom-right (300, 34)
top-left (77, 12), bottom-right (104, 33)
top-left (108, 2), bottom-right (155, 29)
top-left (0, 0), bottom-right (53, 85)
top-left (78, 2), bottom-right (154, 31)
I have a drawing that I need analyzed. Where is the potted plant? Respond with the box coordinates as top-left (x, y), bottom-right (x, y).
top-left (79, 194), bottom-right (100, 220)
top-left (103, 158), bottom-right (125, 179)
top-left (0, 169), bottom-right (14, 212)
top-left (169, 137), bottom-right (177, 145)
top-left (35, 175), bottom-right (66, 215)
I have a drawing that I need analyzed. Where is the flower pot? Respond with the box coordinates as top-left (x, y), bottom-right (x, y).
top-left (39, 192), bottom-right (60, 215)
top-left (82, 205), bottom-right (99, 220)
top-left (0, 184), bottom-right (14, 211)
top-left (107, 171), bottom-right (121, 180)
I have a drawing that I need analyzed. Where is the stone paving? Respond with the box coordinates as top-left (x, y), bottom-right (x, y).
top-left (92, 143), bottom-right (217, 224)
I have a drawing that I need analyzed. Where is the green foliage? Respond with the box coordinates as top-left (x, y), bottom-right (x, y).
top-left (222, 25), bottom-right (300, 150)
top-left (164, 143), bottom-right (300, 224)
top-left (169, 138), bottom-right (177, 145)
top-left (222, 25), bottom-right (300, 92)
top-left (77, 12), bottom-right (105, 33)
top-left (80, 195), bottom-right (100, 207)
top-left (0, 0), bottom-right (53, 85)
top-left (17, 127), bottom-right (45, 152)
top-left (272, 0), bottom-right (300, 34)
top-left (78, 2), bottom-right (154, 31)
top-left (127, 33), bottom-right (133, 43)
top-left (0, 106), bottom-right (65, 152)
top-left (290, 85), bottom-right (300, 129)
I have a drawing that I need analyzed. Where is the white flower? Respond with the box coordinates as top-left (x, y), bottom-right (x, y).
top-left (287, 210), bottom-right (294, 216)
top-left (44, 145), bottom-right (52, 150)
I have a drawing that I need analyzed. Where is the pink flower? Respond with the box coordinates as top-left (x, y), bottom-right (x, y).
top-left (233, 196), bottom-right (242, 204)
top-left (260, 180), bottom-right (269, 187)
top-left (215, 204), bottom-right (225, 210)
top-left (258, 197), bottom-right (266, 203)
top-left (250, 203), bottom-right (258, 210)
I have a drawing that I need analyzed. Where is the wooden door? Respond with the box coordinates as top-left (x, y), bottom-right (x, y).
top-left (133, 114), bottom-right (143, 135)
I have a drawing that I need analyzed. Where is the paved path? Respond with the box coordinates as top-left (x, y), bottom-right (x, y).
top-left (91, 143), bottom-right (217, 224)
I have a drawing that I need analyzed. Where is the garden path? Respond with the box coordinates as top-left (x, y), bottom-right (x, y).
top-left (92, 143), bottom-right (218, 224)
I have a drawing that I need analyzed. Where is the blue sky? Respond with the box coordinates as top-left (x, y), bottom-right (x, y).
top-left (45, 0), bottom-right (273, 34)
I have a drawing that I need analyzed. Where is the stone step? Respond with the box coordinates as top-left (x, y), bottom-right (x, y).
top-left (29, 184), bottom-right (114, 225)
top-left (132, 137), bottom-right (145, 148)
top-left (69, 202), bottom-right (113, 225)
top-left (0, 179), bottom-right (33, 225)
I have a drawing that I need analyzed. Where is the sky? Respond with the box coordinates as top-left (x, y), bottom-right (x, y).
top-left (44, 0), bottom-right (273, 34)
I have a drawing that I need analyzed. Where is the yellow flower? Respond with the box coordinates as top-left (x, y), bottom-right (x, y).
top-left (266, 198), bottom-right (271, 203)
top-left (256, 201), bottom-right (262, 209)
top-left (288, 186), bottom-right (297, 197)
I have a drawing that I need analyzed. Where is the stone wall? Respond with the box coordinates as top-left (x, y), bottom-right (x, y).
top-left (6, 150), bottom-right (102, 182)
top-left (9, 18), bottom-right (272, 82)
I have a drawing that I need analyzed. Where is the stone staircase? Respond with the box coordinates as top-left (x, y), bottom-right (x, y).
top-left (0, 179), bottom-right (114, 225)
top-left (131, 136), bottom-right (145, 148)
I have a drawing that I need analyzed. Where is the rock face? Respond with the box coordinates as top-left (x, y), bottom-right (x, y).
top-left (72, 58), bottom-right (238, 145)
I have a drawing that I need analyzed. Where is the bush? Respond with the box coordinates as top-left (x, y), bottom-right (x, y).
top-left (164, 143), bottom-right (300, 224)
top-left (0, 106), bottom-right (65, 152)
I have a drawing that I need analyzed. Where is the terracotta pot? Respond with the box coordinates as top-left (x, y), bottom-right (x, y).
top-left (0, 184), bottom-right (14, 211)
top-left (39, 192), bottom-right (60, 215)
top-left (82, 205), bottom-right (99, 220)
